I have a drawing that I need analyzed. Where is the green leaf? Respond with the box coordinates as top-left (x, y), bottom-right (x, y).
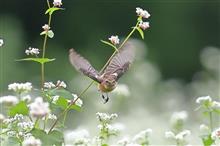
top-left (8, 101), bottom-right (29, 116)
top-left (136, 27), bottom-right (144, 39)
top-left (47, 30), bottom-right (54, 38)
top-left (56, 96), bottom-right (81, 111)
top-left (48, 88), bottom-right (73, 100)
top-left (101, 40), bottom-right (119, 52)
top-left (45, 7), bottom-right (64, 15)
top-left (16, 58), bottom-right (55, 64)
top-left (31, 129), bottom-right (64, 146)
top-left (202, 135), bottom-right (214, 146)
top-left (1, 137), bottom-right (20, 146)
top-left (40, 31), bottom-right (46, 36)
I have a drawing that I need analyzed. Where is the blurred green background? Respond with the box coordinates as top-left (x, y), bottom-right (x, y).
top-left (0, 0), bottom-right (219, 144)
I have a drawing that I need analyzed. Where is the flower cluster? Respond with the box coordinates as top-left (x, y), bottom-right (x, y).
top-left (22, 136), bottom-right (42, 146)
top-left (29, 97), bottom-right (50, 118)
top-left (53, 0), bottom-right (62, 7)
top-left (8, 82), bottom-right (32, 93)
top-left (44, 80), bottom-right (67, 89)
top-left (40, 24), bottom-right (54, 38)
top-left (170, 111), bottom-right (188, 132)
top-left (96, 112), bottom-right (118, 123)
top-left (25, 47), bottom-right (40, 56)
top-left (196, 95), bottom-right (220, 112)
top-left (165, 130), bottom-right (191, 145)
top-left (136, 7), bottom-right (150, 30)
top-left (65, 129), bottom-right (90, 145)
top-left (109, 35), bottom-right (120, 45)
top-left (132, 129), bottom-right (152, 145)
top-left (0, 95), bottom-right (18, 106)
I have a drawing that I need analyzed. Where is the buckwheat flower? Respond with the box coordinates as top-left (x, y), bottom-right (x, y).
top-left (136, 7), bottom-right (150, 19)
top-left (139, 21), bottom-right (150, 30)
top-left (14, 114), bottom-right (24, 121)
top-left (200, 124), bottom-right (210, 135)
top-left (0, 95), bottom-right (18, 106)
top-left (113, 84), bottom-right (130, 97)
top-left (170, 111), bottom-right (188, 127)
top-left (65, 129), bottom-right (90, 145)
top-left (22, 136), bottom-right (42, 146)
top-left (44, 81), bottom-right (56, 89)
top-left (212, 101), bottom-right (220, 109)
top-left (8, 82), bottom-right (32, 93)
top-left (21, 95), bottom-right (31, 102)
top-left (48, 113), bottom-right (57, 120)
top-left (52, 95), bottom-right (59, 104)
top-left (117, 137), bottom-right (130, 145)
top-left (56, 80), bottom-right (67, 88)
top-left (211, 127), bottom-right (220, 140)
top-left (196, 95), bottom-right (212, 104)
top-left (132, 129), bottom-right (152, 144)
top-left (53, 0), bottom-right (62, 7)
top-left (25, 47), bottom-right (40, 56)
top-left (7, 131), bottom-right (16, 137)
top-left (165, 131), bottom-right (175, 139)
top-left (42, 24), bottom-right (50, 31)
top-left (17, 121), bottom-right (34, 130)
top-left (0, 38), bottom-right (4, 47)
top-left (96, 112), bottom-right (118, 122)
top-left (0, 114), bottom-right (5, 123)
top-left (75, 98), bottom-right (83, 107)
top-left (29, 97), bottom-right (50, 118)
top-left (109, 35), bottom-right (120, 45)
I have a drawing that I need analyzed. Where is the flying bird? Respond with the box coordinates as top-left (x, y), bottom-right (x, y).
top-left (69, 42), bottom-right (135, 103)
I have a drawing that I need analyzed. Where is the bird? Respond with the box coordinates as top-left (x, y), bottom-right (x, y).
top-left (69, 42), bottom-right (135, 103)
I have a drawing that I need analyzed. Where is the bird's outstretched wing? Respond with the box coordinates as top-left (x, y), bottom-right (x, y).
top-left (103, 42), bottom-right (135, 80)
top-left (69, 48), bottom-right (101, 83)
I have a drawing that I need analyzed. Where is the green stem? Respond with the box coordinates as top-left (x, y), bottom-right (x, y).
top-left (48, 21), bottom-right (139, 133)
top-left (34, 118), bottom-right (39, 128)
top-left (209, 111), bottom-right (213, 131)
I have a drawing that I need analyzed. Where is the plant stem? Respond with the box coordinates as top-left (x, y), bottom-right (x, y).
top-left (48, 21), bottom-right (140, 133)
top-left (209, 111), bottom-right (213, 131)
top-left (41, 7), bottom-right (52, 89)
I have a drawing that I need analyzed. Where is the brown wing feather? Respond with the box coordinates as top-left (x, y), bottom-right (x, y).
top-left (103, 42), bottom-right (135, 80)
top-left (69, 48), bottom-right (101, 83)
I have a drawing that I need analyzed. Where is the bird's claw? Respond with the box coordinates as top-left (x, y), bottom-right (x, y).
top-left (102, 94), bottom-right (109, 104)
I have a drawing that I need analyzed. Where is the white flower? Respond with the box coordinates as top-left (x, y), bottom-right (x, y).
top-left (108, 35), bottom-right (120, 45)
top-left (53, 0), bottom-right (62, 7)
top-left (52, 95), bottom-right (59, 104)
top-left (44, 82), bottom-right (56, 89)
top-left (48, 114), bottom-right (57, 120)
top-left (132, 129), bottom-right (152, 144)
top-left (136, 7), bottom-right (150, 18)
top-left (211, 127), bottom-right (220, 140)
top-left (56, 80), bottom-right (67, 88)
top-left (212, 101), bottom-right (220, 109)
top-left (96, 112), bottom-right (118, 122)
top-left (0, 114), bottom-right (5, 123)
top-left (139, 21), bottom-right (150, 30)
top-left (65, 129), bottom-right (90, 145)
top-left (17, 121), bottom-right (34, 130)
top-left (170, 111), bottom-right (188, 126)
top-left (42, 24), bottom-right (50, 31)
top-left (117, 137), bottom-right (130, 145)
top-left (175, 130), bottom-right (191, 142)
top-left (7, 131), bottom-right (16, 136)
top-left (112, 84), bottom-right (130, 97)
top-left (165, 131), bottom-right (175, 139)
top-left (75, 98), bottom-right (83, 107)
top-left (200, 124), bottom-right (210, 135)
top-left (29, 97), bottom-right (50, 118)
top-left (25, 47), bottom-right (40, 56)
top-left (0, 39), bottom-right (4, 47)
top-left (196, 95), bottom-right (212, 104)
top-left (21, 95), bottom-right (31, 102)
top-left (23, 136), bottom-right (42, 146)
top-left (0, 95), bottom-right (18, 106)
top-left (8, 82), bottom-right (32, 93)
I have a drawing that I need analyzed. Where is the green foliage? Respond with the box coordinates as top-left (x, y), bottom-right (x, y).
top-left (1, 137), bottom-right (21, 146)
top-left (45, 7), bottom-right (64, 15)
top-left (16, 58), bottom-right (55, 64)
top-left (8, 101), bottom-right (29, 116)
top-left (101, 40), bottom-right (119, 52)
top-left (136, 27), bottom-right (144, 39)
top-left (202, 135), bottom-right (214, 146)
top-left (31, 129), bottom-right (63, 146)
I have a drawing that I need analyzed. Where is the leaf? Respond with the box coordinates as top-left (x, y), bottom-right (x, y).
top-left (45, 7), bottom-right (64, 15)
top-left (1, 137), bottom-right (20, 146)
top-left (16, 58), bottom-right (55, 64)
top-left (31, 129), bottom-right (64, 146)
top-left (101, 40), bottom-right (119, 52)
top-left (47, 30), bottom-right (54, 38)
top-left (56, 96), bottom-right (81, 111)
top-left (136, 27), bottom-right (144, 39)
top-left (8, 101), bottom-right (29, 116)
top-left (40, 31), bottom-right (46, 36)
top-left (48, 88), bottom-right (74, 100)
top-left (202, 135), bottom-right (214, 146)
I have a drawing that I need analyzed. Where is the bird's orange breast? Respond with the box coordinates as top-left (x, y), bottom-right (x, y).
top-left (98, 83), bottom-right (115, 93)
